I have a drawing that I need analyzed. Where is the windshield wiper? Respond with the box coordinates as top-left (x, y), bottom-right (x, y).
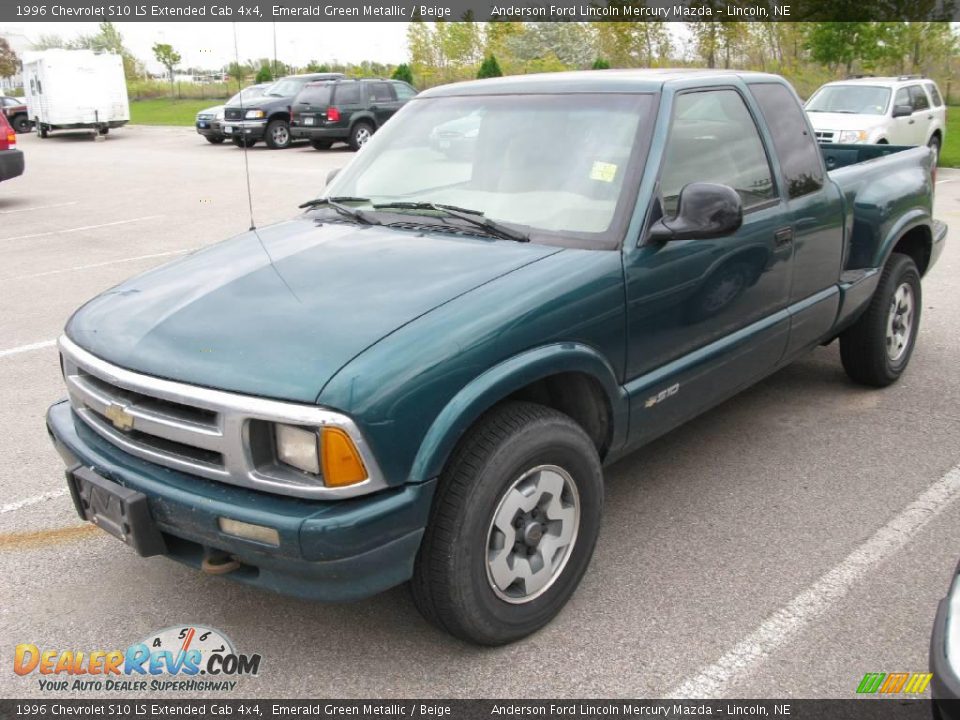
top-left (299, 196), bottom-right (381, 225)
top-left (372, 202), bottom-right (529, 242)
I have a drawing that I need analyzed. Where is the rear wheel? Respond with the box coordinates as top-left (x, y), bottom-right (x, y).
top-left (264, 119), bottom-right (291, 149)
top-left (411, 401), bottom-right (603, 645)
top-left (35, 120), bottom-right (48, 139)
top-left (310, 138), bottom-right (333, 150)
top-left (348, 122), bottom-right (374, 151)
top-left (840, 252), bottom-right (921, 387)
top-left (12, 115), bottom-right (30, 133)
top-left (98, 127), bottom-right (109, 136)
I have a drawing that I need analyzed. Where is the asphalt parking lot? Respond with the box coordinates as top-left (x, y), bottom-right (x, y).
top-left (1, 125), bottom-right (959, 699)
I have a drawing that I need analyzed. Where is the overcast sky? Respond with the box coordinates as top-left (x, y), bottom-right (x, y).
top-left (6, 22), bottom-right (410, 71)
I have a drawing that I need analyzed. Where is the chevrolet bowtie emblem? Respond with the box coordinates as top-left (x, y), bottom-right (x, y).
top-left (104, 403), bottom-right (134, 432)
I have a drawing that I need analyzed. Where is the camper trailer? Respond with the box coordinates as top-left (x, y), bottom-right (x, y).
top-left (23, 50), bottom-right (129, 138)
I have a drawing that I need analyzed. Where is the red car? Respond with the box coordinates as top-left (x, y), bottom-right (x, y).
top-left (1, 95), bottom-right (31, 133)
top-left (0, 112), bottom-right (24, 183)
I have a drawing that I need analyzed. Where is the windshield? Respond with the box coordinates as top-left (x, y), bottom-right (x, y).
top-left (324, 93), bottom-right (655, 247)
top-left (806, 85), bottom-right (891, 115)
top-left (227, 86), bottom-right (266, 105)
top-left (265, 78), bottom-right (307, 97)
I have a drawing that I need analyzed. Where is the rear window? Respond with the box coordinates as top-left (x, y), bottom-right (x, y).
top-left (334, 83), bottom-right (362, 105)
top-left (926, 83), bottom-right (943, 107)
top-left (297, 85), bottom-right (332, 106)
top-left (749, 83), bottom-right (824, 199)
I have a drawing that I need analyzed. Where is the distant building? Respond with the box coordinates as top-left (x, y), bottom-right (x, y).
top-left (0, 30), bottom-right (31, 91)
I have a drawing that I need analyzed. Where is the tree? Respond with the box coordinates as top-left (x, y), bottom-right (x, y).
top-left (152, 42), bottom-right (182, 90)
top-left (255, 65), bottom-right (273, 83)
top-left (32, 34), bottom-right (67, 51)
top-left (392, 63), bottom-right (414, 84)
top-left (477, 55), bottom-right (502, 79)
top-left (592, 58), bottom-right (610, 69)
top-left (0, 38), bottom-right (18, 80)
top-left (305, 60), bottom-right (331, 73)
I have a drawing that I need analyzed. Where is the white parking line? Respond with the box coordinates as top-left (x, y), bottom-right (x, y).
top-left (937, 178), bottom-right (958, 185)
top-left (0, 201), bottom-right (79, 215)
top-left (0, 489), bottom-right (69, 514)
top-left (0, 339), bottom-right (56, 359)
top-left (667, 463), bottom-right (960, 699)
top-left (0, 215), bottom-right (163, 243)
top-left (10, 248), bottom-right (192, 280)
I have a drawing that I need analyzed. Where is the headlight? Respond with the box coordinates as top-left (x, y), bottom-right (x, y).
top-left (245, 109), bottom-right (265, 120)
top-left (274, 423), bottom-right (368, 487)
top-left (216, 110), bottom-right (225, 121)
top-left (838, 130), bottom-right (868, 143)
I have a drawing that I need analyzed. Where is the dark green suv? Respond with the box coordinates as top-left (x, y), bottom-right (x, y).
top-left (290, 78), bottom-right (417, 151)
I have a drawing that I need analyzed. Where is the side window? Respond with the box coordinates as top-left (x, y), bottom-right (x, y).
top-left (393, 83), bottom-right (416, 100)
top-left (660, 89), bottom-right (776, 216)
top-left (894, 87), bottom-right (910, 108)
top-left (29, 80), bottom-right (35, 94)
top-left (749, 83), bottom-right (824, 199)
top-left (926, 83), bottom-right (943, 107)
top-left (909, 85), bottom-right (930, 111)
top-left (334, 83), bottom-right (361, 106)
top-left (369, 82), bottom-right (396, 103)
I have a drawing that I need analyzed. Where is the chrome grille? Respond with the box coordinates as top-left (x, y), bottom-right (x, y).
top-left (224, 108), bottom-right (243, 121)
top-left (59, 336), bottom-right (387, 499)
top-left (815, 130), bottom-right (836, 144)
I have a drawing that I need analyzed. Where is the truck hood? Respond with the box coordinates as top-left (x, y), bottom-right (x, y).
top-left (806, 112), bottom-right (886, 132)
top-left (66, 217), bottom-right (561, 403)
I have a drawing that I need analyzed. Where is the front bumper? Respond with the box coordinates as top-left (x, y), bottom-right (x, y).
top-left (46, 399), bottom-right (436, 602)
top-left (195, 120), bottom-right (224, 139)
top-left (0, 148), bottom-right (24, 182)
top-left (222, 119), bottom-right (267, 140)
top-left (932, 563), bottom-right (960, 718)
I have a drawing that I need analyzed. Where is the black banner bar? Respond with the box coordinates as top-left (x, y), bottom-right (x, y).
top-left (0, 700), bottom-right (953, 720)
top-left (2, 0), bottom-right (958, 22)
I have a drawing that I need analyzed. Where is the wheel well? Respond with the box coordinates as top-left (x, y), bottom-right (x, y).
top-left (504, 372), bottom-right (612, 458)
top-left (892, 225), bottom-right (932, 276)
top-left (352, 117), bottom-right (375, 130)
top-left (876, 138), bottom-right (889, 145)
top-left (268, 112), bottom-right (290, 123)
top-left (931, 129), bottom-right (942, 142)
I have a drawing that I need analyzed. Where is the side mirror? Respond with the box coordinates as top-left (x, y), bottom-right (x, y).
top-left (648, 182), bottom-right (743, 243)
top-left (326, 168), bottom-right (340, 186)
top-left (892, 104), bottom-right (913, 118)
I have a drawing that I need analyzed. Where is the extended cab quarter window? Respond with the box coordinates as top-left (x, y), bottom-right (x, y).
top-left (926, 83), bottom-right (943, 107)
top-left (749, 83), bottom-right (824, 199)
top-left (660, 89), bottom-right (776, 215)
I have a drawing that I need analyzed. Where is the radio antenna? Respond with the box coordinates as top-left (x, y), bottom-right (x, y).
top-left (233, 22), bottom-right (257, 231)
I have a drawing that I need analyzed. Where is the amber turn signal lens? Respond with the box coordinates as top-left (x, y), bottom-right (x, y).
top-left (321, 427), bottom-right (367, 487)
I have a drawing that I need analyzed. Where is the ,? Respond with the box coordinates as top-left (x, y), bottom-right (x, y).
top-left (46, 69), bottom-right (946, 645)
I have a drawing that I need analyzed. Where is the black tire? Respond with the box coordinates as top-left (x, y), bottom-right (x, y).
top-left (310, 138), bottom-right (333, 150)
top-left (929, 135), bottom-right (941, 166)
top-left (36, 120), bottom-right (48, 139)
top-left (840, 252), bottom-right (921, 387)
top-left (12, 115), bottom-right (30, 134)
top-left (411, 401), bottom-right (603, 645)
top-left (348, 121), bottom-right (374, 151)
top-left (264, 119), bottom-right (291, 149)
top-left (205, 135), bottom-right (225, 144)
top-left (231, 136), bottom-right (256, 148)
top-left (98, 127), bottom-right (109, 136)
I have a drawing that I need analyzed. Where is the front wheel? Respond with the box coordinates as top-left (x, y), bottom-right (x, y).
top-left (12, 115), bottom-right (30, 133)
top-left (929, 135), bottom-right (941, 166)
top-left (264, 119), bottom-right (291, 149)
top-left (310, 138), bottom-right (333, 150)
top-left (840, 252), bottom-right (921, 387)
top-left (411, 401), bottom-right (603, 645)
top-left (205, 135), bottom-right (225, 144)
top-left (232, 136), bottom-right (257, 148)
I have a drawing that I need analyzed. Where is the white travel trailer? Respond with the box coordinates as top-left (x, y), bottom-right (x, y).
top-left (22, 50), bottom-right (130, 138)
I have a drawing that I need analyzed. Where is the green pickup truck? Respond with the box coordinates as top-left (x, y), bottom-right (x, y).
top-left (47, 70), bottom-right (946, 645)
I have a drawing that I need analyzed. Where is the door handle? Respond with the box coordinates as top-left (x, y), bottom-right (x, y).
top-left (774, 227), bottom-right (793, 247)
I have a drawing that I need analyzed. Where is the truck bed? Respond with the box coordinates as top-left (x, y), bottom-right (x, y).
top-left (820, 142), bottom-right (918, 172)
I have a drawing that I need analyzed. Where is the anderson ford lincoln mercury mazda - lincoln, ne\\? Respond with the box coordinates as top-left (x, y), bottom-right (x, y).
top-left (46, 70), bottom-right (946, 645)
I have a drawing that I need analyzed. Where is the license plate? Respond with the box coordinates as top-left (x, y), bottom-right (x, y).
top-left (66, 467), bottom-right (166, 557)
top-left (224, 126), bottom-right (233, 134)
top-left (303, 117), bottom-right (315, 126)
top-left (198, 122), bottom-right (208, 128)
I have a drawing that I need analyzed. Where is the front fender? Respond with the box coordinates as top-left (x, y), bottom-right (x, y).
top-left (409, 343), bottom-right (629, 484)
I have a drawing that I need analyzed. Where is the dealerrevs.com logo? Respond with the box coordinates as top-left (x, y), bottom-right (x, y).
top-left (14, 625), bottom-right (262, 692)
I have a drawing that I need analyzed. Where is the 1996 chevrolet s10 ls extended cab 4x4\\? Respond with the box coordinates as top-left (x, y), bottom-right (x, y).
top-left (47, 70), bottom-right (947, 645)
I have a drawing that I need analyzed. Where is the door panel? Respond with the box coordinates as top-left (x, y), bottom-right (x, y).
top-left (623, 88), bottom-right (793, 448)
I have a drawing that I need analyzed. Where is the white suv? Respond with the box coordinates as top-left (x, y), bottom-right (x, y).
top-left (805, 76), bottom-right (946, 162)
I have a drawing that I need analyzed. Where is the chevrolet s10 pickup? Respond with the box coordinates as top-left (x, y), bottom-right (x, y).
top-left (47, 70), bottom-right (947, 645)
